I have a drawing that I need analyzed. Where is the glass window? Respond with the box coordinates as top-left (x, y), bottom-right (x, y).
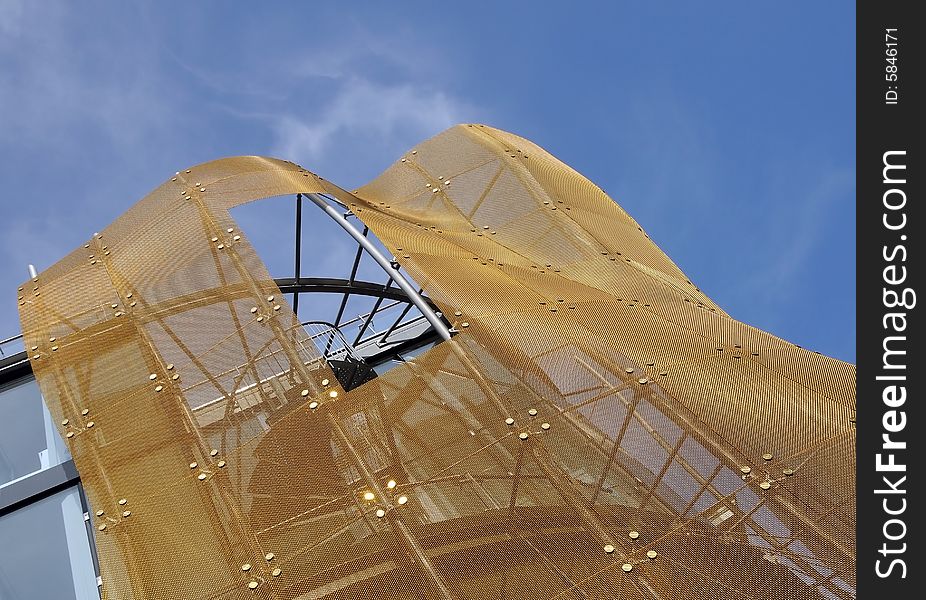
top-left (0, 485), bottom-right (99, 599)
top-left (0, 376), bottom-right (70, 489)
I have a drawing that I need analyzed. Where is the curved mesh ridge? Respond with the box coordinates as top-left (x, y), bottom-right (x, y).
top-left (17, 125), bottom-right (855, 600)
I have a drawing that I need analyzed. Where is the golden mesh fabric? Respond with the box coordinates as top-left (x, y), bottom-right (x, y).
top-left (17, 125), bottom-right (855, 600)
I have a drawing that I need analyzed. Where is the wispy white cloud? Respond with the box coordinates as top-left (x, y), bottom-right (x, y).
top-left (271, 78), bottom-right (465, 162)
top-left (742, 166), bottom-right (854, 297)
top-left (0, 3), bottom-right (170, 157)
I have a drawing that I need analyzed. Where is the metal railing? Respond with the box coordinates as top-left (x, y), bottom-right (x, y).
top-left (0, 333), bottom-right (25, 358)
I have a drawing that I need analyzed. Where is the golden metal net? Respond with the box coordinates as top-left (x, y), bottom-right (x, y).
top-left (17, 125), bottom-right (855, 599)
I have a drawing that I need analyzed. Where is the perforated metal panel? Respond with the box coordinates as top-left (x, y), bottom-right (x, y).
top-left (17, 125), bottom-right (855, 600)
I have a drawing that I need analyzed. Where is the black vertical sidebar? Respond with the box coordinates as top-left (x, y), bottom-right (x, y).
top-left (857, 1), bottom-right (923, 597)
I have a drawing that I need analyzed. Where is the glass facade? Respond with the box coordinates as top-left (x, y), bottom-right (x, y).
top-left (0, 375), bottom-right (70, 489)
top-left (0, 366), bottom-right (99, 600)
top-left (0, 485), bottom-right (99, 599)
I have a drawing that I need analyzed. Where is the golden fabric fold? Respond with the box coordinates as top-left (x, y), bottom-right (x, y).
top-left (18, 125), bottom-right (855, 599)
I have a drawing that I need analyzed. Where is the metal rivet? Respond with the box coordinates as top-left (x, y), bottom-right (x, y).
top-left (217, 461), bottom-right (226, 468)
top-left (762, 453), bottom-right (773, 461)
top-left (166, 364), bottom-right (174, 370)
top-left (300, 389), bottom-right (309, 397)
top-left (528, 408), bottom-right (537, 416)
top-left (210, 449), bottom-right (218, 457)
top-left (248, 581), bottom-right (258, 590)
top-left (98, 524), bottom-right (107, 531)
top-left (271, 568), bottom-right (281, 577)
top-left (604, 544), bottom-right (615, 554)
top-left (363, 491), bottom-right (375, 501)
top-left (86, 421), bottom-right (95, 428)
top-left (273, 305), bottom-right (281, 311)
top-left (629, 531), bottom-right (639, 539)
top-left (66, 432), bottom-right (75, 438)
top-left (454, 311), bottom-right (462, 316)
top-left (256, 316), bottom-right (264, 322)
top-left (30, 345), bottom-right (38, 351)
top-left (625, 367), bottom-right (634, 374)
top-left (198, 473), bottom-right (207, 481)
top-left (122, 510), bottom-right (131, 518)
top-left (518, 432), bottom-right (529, 440)
top-left (96, 510), bottom-right (104, 517)
top-left (622, 563), bottom-right (633, 572)
top-left (647, 550), bottom-right (657, 559)
top-left (659, 371), bottom-right (668, 376)
top-left (461, 322), bottom-right (470, 328)
top-left (783, 468), bottom-right (794, 476)
top-left (155, 385), bottom-right (163, 392)
top-left (227, 228), bottom-right (234, 233)
top-left (265, 553), bottom-right (275, 561)
top-left (505, 418), bottom-right (515, 426)
top-left (217, 244), bottom-right (224, 249)
top-left (329, 390), bottom-right (338, 398)
top-left (190, 462), bottom-right (198, 469)
top-left (376, 509), bottom-right (386, 518)
top-left (267, 296), bottom-right (274, 302)
top-left (309, 401), bottom-right (318, 410)
top-left (398, 495), bottom-right (408, 505)
top-left (149, 373), bottom-right (158, 380)
top-left (130, 301), bottom-right (137, 307)
top-left (171, 374), bottom-right (179, 380)
top-left (740, 466), bottom-right (751, 474)
top-left (49, 336), bottom-right (56, 342)
top-left (638, 377), bottom-right (649, 384)
top-left (541, 422), bottom-right (550, 430)
top-left (242, 563), bottom-right (251, 571)
top-left (411, 150), bottom-right (417, 154)
top-left (118, 498), bottom-right (127, 505)
top-left (211, 237), bottom-right (218, 242)
top-left (387, 480), bottom-right (397, 489)
top-left (111, 303), bottom-right (118, 309)
top-left (321, 378), bottom-right (329, 386)
top-left (233, 235), bottom-right (241, 241)
top-left (62, 419), bottom-right (69, 426)
top-left (759, 481), bottom-right (771, 490)
top-left (51, 345), bottom-right (58, 351)
top-left (81, 408), bottom-right (89, 416)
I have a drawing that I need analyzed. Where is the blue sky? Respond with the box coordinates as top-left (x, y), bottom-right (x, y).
top-left (0, 1), bottom-right (855, 362)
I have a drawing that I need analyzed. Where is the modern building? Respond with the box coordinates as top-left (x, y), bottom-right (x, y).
top-left (6, 125), bottom-right (855, 599)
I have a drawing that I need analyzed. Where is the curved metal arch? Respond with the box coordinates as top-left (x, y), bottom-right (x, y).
top-left (306, 193), bottom-right (451, 341)
top-left (274, 276), bottom-right (440, 310)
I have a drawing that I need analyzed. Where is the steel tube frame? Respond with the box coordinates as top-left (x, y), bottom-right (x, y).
top-left (306, 194), bottom-right (451, 342)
